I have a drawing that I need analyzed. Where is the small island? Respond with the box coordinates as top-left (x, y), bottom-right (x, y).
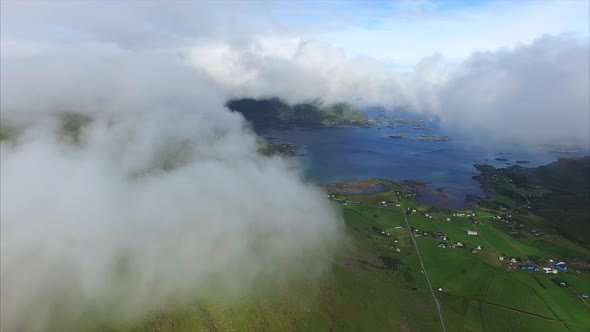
top-left (388, 118), bottom-right (424, 127)
top-left (418, 135), bottom-right (449, 141)
top-left (257, 140), bottom-right (303, 157)
top-left (544, 148), bottom-right (580, 154)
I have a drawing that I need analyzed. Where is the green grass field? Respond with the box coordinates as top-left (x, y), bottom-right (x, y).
top-left (484, 272), bottom-right (556, 319)
top-left (45, 181), bottom-right (589, 331)
top-left (481, 303), bottom-right (569, 332)
top-left (123, 187), bottom-right (587, 332)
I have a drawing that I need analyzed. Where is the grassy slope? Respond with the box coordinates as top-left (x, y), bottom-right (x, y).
top-left (41, 173), bottom-right (588, 331)
top-left (116, 190), bottom-right (441, 332)
top-left (124, 184), bottom-right (587, 332)
top-left (487, 157), bottom-right (590, 246)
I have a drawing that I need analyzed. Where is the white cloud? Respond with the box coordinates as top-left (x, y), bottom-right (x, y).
top-left (185, 34), bottom-right (588, 145)
top-left (0, 12), bottom-right (344, 332)
top-left (0, 2), bottom-right (589, 329)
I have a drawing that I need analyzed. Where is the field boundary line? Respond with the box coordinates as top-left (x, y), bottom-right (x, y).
top-left (480, 270), bottom-right (496, 332)
top-left (483, 302), bottom-right (559, 322)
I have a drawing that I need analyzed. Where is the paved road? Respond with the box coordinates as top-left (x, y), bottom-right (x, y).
top-left (501, 177), bottom-right (531, 209)
top-left (400, 206), bottom-right (447, 332)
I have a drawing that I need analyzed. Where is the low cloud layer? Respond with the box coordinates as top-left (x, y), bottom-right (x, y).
top-left (0, 47), bottom-right (343, 331)
top-left (0, 2), bottom-right (588, 330)
top-left (190, 35), bottom-right (589, 145)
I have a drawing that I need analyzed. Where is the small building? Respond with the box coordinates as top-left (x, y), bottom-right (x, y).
top-left (499, 256), bottom-right (504, 261)
top-left (467, 230), bottom-right (479, 236)
top-left (555, 262), bottom-right (568, 271)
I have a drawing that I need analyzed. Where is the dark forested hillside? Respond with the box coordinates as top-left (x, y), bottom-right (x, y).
top-left (226, 98), bottom-right (370, 130)
top-left (479, 157), bottom-right (590, 246)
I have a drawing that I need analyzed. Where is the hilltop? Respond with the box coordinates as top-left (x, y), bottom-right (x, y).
top-left (226, 97), bottom-right (371, 130)
top-left (475, 156), bottom-right (590, 247)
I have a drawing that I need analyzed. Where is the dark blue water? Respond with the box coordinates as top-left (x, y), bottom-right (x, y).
top-left (261, 110), bottom-right (589, 208)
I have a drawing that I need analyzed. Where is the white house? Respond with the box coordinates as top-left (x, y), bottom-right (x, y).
top-left (467, 230), bottom-right (479, 236)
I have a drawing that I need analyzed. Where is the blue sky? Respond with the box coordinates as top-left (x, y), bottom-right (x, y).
top-left (269, 0), bottom-right (589, 66)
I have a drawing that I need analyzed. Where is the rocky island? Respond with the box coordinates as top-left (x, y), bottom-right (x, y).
top-left (257, 139), bottom-right (303, 157)
top-left (418, 135), bottom-right (449, 141)
top-left (388, 118), bottom-right (424, 126)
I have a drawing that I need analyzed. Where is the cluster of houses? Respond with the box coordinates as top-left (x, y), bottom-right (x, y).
top-left (380, 201), bottom-right (400, 207)
top-left (500, 256), bottom-right (569, 274)
top-left (492, 215), bottom-right (525, 235)
top-left (453, 212), bottom-right (477, 218)
top-left (436, 232), bottom-right (448, 248)
top-left (399, 191), bottom-right (416, 199)
top-left (372, 226), bottom-right (392, 238)
top-left (434, 231), bottom-right (471, 250)
top-left (327, 193), bottom-right (362, 206)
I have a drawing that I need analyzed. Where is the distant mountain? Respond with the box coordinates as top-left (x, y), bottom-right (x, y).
top-left (226, 98), bottom-right (370, 130)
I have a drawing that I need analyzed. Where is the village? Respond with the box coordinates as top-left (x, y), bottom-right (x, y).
top-left (327, 189), bottom-right (580, 279)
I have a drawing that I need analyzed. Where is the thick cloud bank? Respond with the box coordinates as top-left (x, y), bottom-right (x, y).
top-left (0, 47), bottom-right (343, 331)
top-left (191, 35), bottom-right (589, 145)
top-left (439, 35), bottom-right (590, 145)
